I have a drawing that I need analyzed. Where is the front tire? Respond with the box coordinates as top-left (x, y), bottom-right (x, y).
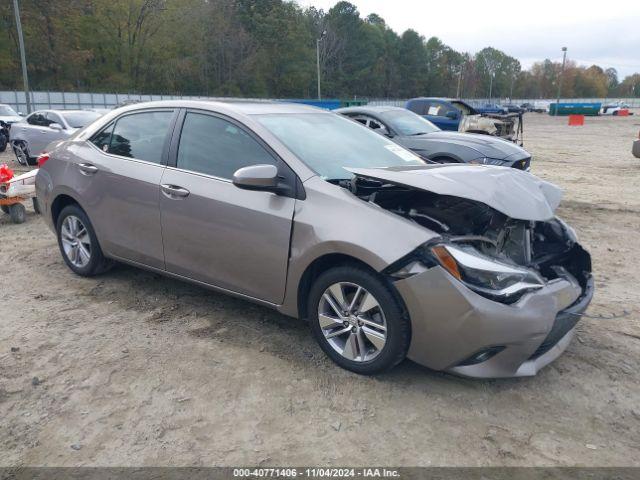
top-left (308, 265), bottom-right (410, 375)
top-left (56, 205), bottom-right (112, 276)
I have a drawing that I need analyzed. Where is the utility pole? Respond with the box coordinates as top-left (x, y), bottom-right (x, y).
top-left (456, 66), bottom-right (463, 98)
top-left (509, 72), bottom-right (516, 100)
top-left (555, 47), bottom-right (568, 115)
top-left (13, 0), bottom-right (31, 114)
top-left (316, 30), bottom-right (326, 101)
top-left (488, 71), bottom-right (495, 101)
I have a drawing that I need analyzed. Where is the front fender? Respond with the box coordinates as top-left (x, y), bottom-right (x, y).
top-left (278, 177), bottom-right (437, 318)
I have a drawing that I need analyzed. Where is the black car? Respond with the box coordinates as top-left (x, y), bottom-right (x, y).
top-left (336, 106), bottom-right (532, 170)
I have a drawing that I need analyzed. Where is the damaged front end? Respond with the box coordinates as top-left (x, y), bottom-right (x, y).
top-left (460, 113), bottom-right (523, 145)
top-left (341, 166), bottom-right (593, 377)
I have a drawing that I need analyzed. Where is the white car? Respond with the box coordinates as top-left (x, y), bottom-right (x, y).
top-left (601, 102), bottom-right (630, 116)
top-left (9, 109), bottom-right (102, 165)
top-left (0, 104), bottom-right (23, 125)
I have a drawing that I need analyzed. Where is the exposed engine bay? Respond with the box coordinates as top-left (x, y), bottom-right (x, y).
top-left (341, 175), bottom-right (591, 296)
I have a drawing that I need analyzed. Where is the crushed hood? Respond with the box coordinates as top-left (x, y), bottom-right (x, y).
top-left (346, 164), bottom-right (562, 221)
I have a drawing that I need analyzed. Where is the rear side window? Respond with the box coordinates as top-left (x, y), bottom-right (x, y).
top-left (176, 112), bottom-right (276, 179)
top-left (46, 112), bottom-right (64, 127)
top-left (407, 101), bottom-right (431, 116)
top-left (107, 111), bottom-right (174, 164)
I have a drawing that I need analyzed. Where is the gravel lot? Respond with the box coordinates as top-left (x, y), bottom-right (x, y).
top-left (1, 113), bottom-right (639, 467)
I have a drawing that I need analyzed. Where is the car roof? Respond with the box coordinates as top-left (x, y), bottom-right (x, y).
top-left (105, 99), bottom-right (327, 116)
top-left (407, 97), bottom-right (456, 102)
top-left (335, 106), bottom-right (406, 115)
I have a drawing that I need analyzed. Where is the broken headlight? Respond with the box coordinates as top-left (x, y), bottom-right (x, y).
top-left (430, 244), bottom-right (545, 303)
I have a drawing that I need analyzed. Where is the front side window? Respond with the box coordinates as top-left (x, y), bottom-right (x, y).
top-left (177, 112), bottom-right (276, 179)
top-left (27, 113), bottom-right (46, 126)
top-left (255, 113), bottom-right (425, 180)
top-left (109, 111), bottom-right (174, 163)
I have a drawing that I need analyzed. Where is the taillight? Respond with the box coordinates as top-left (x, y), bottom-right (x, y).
top-left (37, 153), bottom-right (49, 168)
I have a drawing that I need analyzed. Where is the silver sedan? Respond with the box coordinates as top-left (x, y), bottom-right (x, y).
top-left (10, 109), bottom-right (102, 165)
top-left (35, 101), bottom-right (593, 377)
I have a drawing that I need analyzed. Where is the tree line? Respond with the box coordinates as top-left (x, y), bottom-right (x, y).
top-left (1, 0), bottom-right (638, 99)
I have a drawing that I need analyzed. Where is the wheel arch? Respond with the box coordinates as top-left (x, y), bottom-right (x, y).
top-left (295, 253), bottom-right (377, 321)
top-left (50, 192), bottom-right (84, 228)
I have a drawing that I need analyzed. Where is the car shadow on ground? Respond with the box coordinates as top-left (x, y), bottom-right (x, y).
top-left (94, 262), bottom-right (532, 392)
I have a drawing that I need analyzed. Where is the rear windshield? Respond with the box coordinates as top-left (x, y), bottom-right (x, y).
top-left (61, 111), bottom-right (102, 128)
top-left (255, 113), bottom-right (425, 180)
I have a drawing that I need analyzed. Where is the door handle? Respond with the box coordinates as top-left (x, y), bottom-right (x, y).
top-left (161, 184), bottom-right (190, 198)
top-left (78, 163), bottom-right (99, 175)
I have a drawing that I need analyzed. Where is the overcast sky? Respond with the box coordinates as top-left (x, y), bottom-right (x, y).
top-left (295, 0), bottom-right (640, 79)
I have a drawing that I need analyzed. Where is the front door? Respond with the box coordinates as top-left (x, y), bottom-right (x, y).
top-left (159, 111), bottom-right (296, 304)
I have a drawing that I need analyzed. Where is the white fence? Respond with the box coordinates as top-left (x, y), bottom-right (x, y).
top-left (1, 90), bottom-right (639, 113)
top-left (0, 91), bottom-right (272, 113)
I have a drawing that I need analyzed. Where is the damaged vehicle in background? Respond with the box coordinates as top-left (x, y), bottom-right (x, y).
top-left (36, 101), bottom-right (593, 378)
top-left (405, 97), bottom-right (523, 145)
top-left (336, 106), bottom-right (532, 170)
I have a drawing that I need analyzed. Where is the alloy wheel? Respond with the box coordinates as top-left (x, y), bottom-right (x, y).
top-left (61, 215), bottom-right (92, 268)
top-left (14, 143), bottom-right (28, 166)
top-left (317, 282), bottom-right (387, 362)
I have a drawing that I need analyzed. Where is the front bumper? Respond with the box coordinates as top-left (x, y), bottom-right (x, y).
top-left (394, 265), bottom-right (593, 378)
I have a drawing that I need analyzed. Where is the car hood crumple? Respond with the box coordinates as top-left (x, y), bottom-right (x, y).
top-left (345, 164), bottom-right (562, 221)
top-left (400, 131), bottom-right (528, 160)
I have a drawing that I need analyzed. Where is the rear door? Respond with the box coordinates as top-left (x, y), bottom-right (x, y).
top-left (159, 109), bottom-right (296, 304)
top-left (73, 109), bottom-right (177, 268)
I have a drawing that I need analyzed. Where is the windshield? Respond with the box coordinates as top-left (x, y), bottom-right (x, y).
top-left (0, 106), bottom-right (19, 116)
top-left (255, 113), bottom-right (425, 180)
top-left (380, 110), bottom-right (440, 136)
top-left (60, 111), bottom-right (102, 128)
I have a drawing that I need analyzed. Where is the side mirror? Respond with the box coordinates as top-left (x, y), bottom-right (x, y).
top-left (233, 164), bottom-right (279, 192)
top-left (445, 111), bottom-right (458, 120)
top-left (18, 112), bottom-right (24, 116)
top-left (49, 122), bottom-right (63, 131)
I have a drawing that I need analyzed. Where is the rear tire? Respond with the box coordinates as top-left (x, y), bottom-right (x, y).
top-left (308, 265), bottom-right (410, 375)
top-left (56, 204), bottom-right (113, 276)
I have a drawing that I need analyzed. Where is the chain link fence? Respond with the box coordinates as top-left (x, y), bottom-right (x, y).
top-left (1, 90), bottom-right (639, 113)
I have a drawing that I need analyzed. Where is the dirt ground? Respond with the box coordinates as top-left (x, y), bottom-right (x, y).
top-left (1, 113), bottom-right (639, 467)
